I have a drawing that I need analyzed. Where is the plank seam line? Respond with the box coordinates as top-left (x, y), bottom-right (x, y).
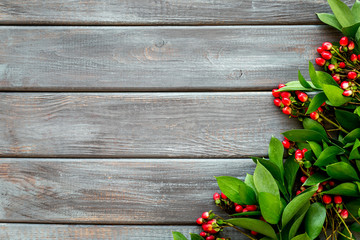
top-left (0, 221), bottom-right (197, 226)
top-left (0, 90), bottom-right (273, 94)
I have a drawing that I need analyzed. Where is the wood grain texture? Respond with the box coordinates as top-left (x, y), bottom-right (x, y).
top-left (0, 0), bottom-right (353, 25)
top-left (0, 26), bottom-right (340, 91)
top-left (0, 224), bottom-right (246, 239)
top-left (0, 92), bottom-right (300, 158)
top-left (0, 158), bottom-right (255, 223)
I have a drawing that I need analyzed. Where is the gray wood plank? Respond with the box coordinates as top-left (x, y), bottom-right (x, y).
top-left (0, 92), bottom-right (300, 158)
top-left (0, 0), bottom-right (353, 25)
top-left (0, 158), bottom-right (255, 223)
top-left (0, 224), bottom-right (246, 239)
top-left (0, 26), bottom-right (340, 91)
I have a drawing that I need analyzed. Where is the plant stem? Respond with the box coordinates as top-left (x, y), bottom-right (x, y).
top-left (319, 113), bottom-right (349, 134)
top-left (333, 206), bottom-right (353, 240)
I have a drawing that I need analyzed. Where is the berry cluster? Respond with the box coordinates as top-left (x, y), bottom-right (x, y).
top-left (322, 194), bottom-right (349, 219)
top-left (195, 211), bottom-right (229, 240)
top-left (315, 37), bottom-right (360, 97)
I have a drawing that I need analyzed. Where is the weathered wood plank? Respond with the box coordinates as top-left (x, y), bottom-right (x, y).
top-left (0, 92), bottom-right (300, 157)
top-left (0, 224), bottom-right (246, 239)
top-left (0, 0), bottom-right (353, 25)
top-left (0, 26), bottom-right (340, 91)
top-left (0, 158), bottom-right (255, 223)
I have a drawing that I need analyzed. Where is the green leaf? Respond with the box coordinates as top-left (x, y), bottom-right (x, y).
top-left (335, 109), bottom-right (360, 132)
top-left (238, 181), bottom-right (257, 205)
top-left (328, 0), bottom-right (356, 27)
top-left (308, 141), bottom-right (322, 158)
top-left (284, 156), bottom-right (299, 198)
top-left (305, 203), bottom-right (327, 240)
top-left (309, 62), bottom-right (322, 88)
top-left (190, 233), bottom-right (203, 240)
top-left (172, 232), bottom-right (188, 240)
top-left (245, 174), bottom-right (257, 196)
top-left (302, 118), bottom-right (327, 138)
top-left (349, 139), bottom-right (360, 160)
top-left (357, 160), bottom-right (360, 171)
top-left (289, 202), bottom-right (310, 240)
top-left (350, 222), bottom-right (360, 232)
top-left (316, 71), bottom-right (339, 87)
top-left (282, 129), bottom-right (328, 143)
top-left (342, 22), bottom-right (360, 37)
top-left (291, 233), bottom-right (311, 240)
top-left (298, 70), bottom-right (312, 88)
top-left (282, 185), bottom-right (318, 228)
top-left (215, 176), bottom-right (244, 204)
top-left (352, 0), bottom-right (360, 22)
top-left (303, 172), bottom-right (331, 186)
top-left (356, 27), bottom-right (360, 46)
top-left (225, 218), bottom-right (277, 239)
top-left (306, 92), bottom-right (327, 115)
top-left (268, 136), bottom-right (284, 177)
top-left (346, 198), bottom-right (360, 218)
top-left (231, 211), bottom-right (261, 217)
top-left (322, 84), bottom-right (351, 106)
top-left (314, 146), bottom-right (343, 167)
top-left (316, 13), bottom-right (342, 31)
top-left (323, 183), bottom-right (360, 196)
top-left (254, 163), bottom-right (281, 224)
top-left (344, 128), bottom-right (360, 143)
top-left (326, 162), bottom-right (360, 181)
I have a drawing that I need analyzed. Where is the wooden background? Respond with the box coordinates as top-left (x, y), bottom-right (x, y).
top-left (0, 1), bottom-right (352, 239)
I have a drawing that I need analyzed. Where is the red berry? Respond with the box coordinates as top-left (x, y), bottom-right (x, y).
top-left (334, 195), bottom-right (342, 204)
top-left (282, 106), bottom-right (292, 115)
top-left (310, 111), bottom-right (319, 120)
top-left (339, 62), bottom-right (346, 68)
top-left (351, 54), bottom-right (358, 62)
top-left (213, 192), bottom-right (220, 201)
top-left (328, 64), bottom-right (336, 71)
top-left (317, 185), bottom-right (323, 193)
top-left (246, 205), bottom-right (258, 211)
top-left (282, 97), bottom-right (291, 106)
top-left (221, 193), bottom-right (227, 199)
top-left (329, 181), bottom-right (335, 187)
top-left (242, 208), bottom-right (249, 213)
top-left (315, 58), bottom-right (326, 66)
top-left (202, 212), bottom-right (210, 219)
top-left (348, 41), bottom-right (355, 51)
top-left (296, 190), bottom-right (302, 195)
top-left (295, 151), bottom-right (303, 161)
top-left (340, 209), bottom-right (348, 219)
top-left (197, 217), bottom-right (204, 225)
top-left (235, 205), bottom-right (243, 213)
top-left (321, 51), bottom-right (332, 60)
top-left (202, 223), bottom-right (218, 234)
top-left (282, 140), bottom-right (291, 149)
top-left (358, 54), bottom-right (360, 60)
top-left (200, 232), bottom-right (207, 237)
top-left (317, 46), bottom-right (324, 54)
top-left (206, 236), bottom-right (215, 240)
top-left (302, 148), bottom-right (308, 155)
top-left (348, 71), bottom-right (357, 80)
top-left (300, 176), bottom-right (307, 183)
top-left (322, 195), bottom-right (332, 204)
top-left (251, 231), bottom-right (258, 236)
top-left (272, 89), bottom-right (280, 98)
top-left (298, 93), bottom-right (308, 102)
top-left (321, 181), bottom-right (328, 186)
top-left (259, 216), bottom-right (266, 222)
top-left (332, 74), bottom-right (340, 83)
top-left (280, 91), bottom-right (291, 99)
top-left (341, 81), bottom-right (349, 89)
top-left (317, 107), bottom-right (323, 112)
top-left (340, 36), bottom-right (349, 46)
top-left (343, 90), bottom-right (353, 97)
top-left (278, 84), bottom-right (286, 89)
top-left (322, 42), bottom-right (333, 50)
top-left (274, 98), bottom-right (282, 107)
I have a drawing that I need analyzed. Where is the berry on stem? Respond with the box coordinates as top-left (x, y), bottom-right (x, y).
top-left (272, 89), bottom-right (280, 98)
top-left (206, 236), bottom-right (215, 240)
top-left (339, 62), bottom-right (346, 68)
top-left (278, 84), bottom-right (286, 89)
top-left (310, 111), bottom-right (319, 120)
top-left (340, 36), bottom-right (349, 46)
top-left (300, 176), bottom-right (307, 183)
top-left (280, 91), bottom-right (291, 99)
top-left (343, 90), bottom-right (353, 97)
top-left (340, 209), bottom-right (348, 219)
top-left (315, 58), bottom-right (326, 66)
top-left (317, 46), bottom-right (324, 54)
top-left (298, 92), bottom-right (308, 102)
top-left (282, 106), bottom-right (292, 115)
top-left (334, 195), bottom-right (342, 204)
top-left (221, 193), bottom-right (228, 199)
top-left (351, 54), bottom-right (358, 62)
top-left (282, 97), bottom-right (291, 106)
top-left (321, 51), bottom-right (332, 60)
top-left (251, 231), bottom-right (258, 236)
top-left (235, 205), bottom-right (243, 213)
top-left (197, 217), bottom-right (204, 225)
top-left (282, 139), bottom-right (291, 149)
top-left (202, 212), bottom-right (210, 219)
top-left (322, 195), bottom-right (332, 204)
top-left (246, 205), bottom-right (257, 211)
top-left (322, 42), bottom-right (333, 50)
top-left (341, 81), bottom-right (349, 89)
top-left (200, 232), bottom-right (207, 237)
top-left (348, 41), bottom-right (355, 51)
top-left (348, 71), bottom-right (357, 80)
top-left (274, 98), bottom-right (282, 107)
top-left (328, 64), bottom-right (336, 71)
top-left (295, 149), bottom-right (303, 161)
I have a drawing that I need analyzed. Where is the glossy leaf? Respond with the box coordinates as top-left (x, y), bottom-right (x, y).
top-left (314, 146), bottom-right (343, 167)
top-left (316, 71), bottom-right (338, 86)
top-left (254, 163), bottom-right (281, 224)
top-left (268, 136), bottom-right (284, 177)
top-left (282, 185), bottom-right (318, 228)
top-left (323, 183), bottom-right (360, 196)
top-left (172, 232), bottom-right (187, 240)
top-left (349, 139), bottom-right (360, 160)
top-left (308, 62), bottom-right (321, 88)
top-left (289, 202), bottom-right (310, 240)
top-left (225, 218), bottom-right (277, 239)
top-left (298, 70), bottom-right (312, 88)
top-left (342, 22), bottom-right (360, 37)
top-left (284, 156), bottom-right (299, 198)
top-left (215, 176), bottom-right (244, 204)
top-left (302, 118), bottom-right (327, 138)
top-left (316, 13), bottom-right (342, 31)
top-left (245, 174), bottom-right (257, 196)
top-left (231, 211), bottom-right (261, 217)
top-left (322, 84), bottom-right (351, 106)
top-left (346, 198), bottom-right (360, 218)
top-left (190, 234), bottom-right (203, 240)
top-left (306, 92), bottom-right (327, 114)
top-left (350, 222), bottom-right (360, 232)
top-left (238, 180), bottom-right (257, 205)
top-left (344, 128), bottom-right (360, 143)
top-left (356, 27), bottom-right (360, 46)
top-left (291, 233), bottom-right (311, 240)
top-left (308, 141), bottom-right (322, 158)
top-left (328, 0), bottom-right (356, 27)
top-left (305, 203), bottom-right (327, 240)
top-left (357, 160), bottom-right (360, 171)
top-left (303, 172), bottom-right (331, 186)
top-left (335, 109), bottom-right (360, 131)
top-left (282, 129), bottom-right (327, 143)
top-left (352, 0), bottom-right (360, 22)
top-left (326, 162), bottom-right (360, 181)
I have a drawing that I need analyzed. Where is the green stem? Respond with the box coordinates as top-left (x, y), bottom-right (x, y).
top-left (333, 206), bottom-right (353, 240)
top-left (319, 113), bottom-right (349, 134)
